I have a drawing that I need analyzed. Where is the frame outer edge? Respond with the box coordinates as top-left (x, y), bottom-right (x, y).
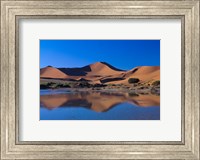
top-left (1, 0), bottom-right (200, 159)
top-left (1, 1), bottom-right (9, 159)
top-left (192, 1), bottom-right (200, 159)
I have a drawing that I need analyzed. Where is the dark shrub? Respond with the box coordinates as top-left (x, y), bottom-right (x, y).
top-left (40, 82), bottom-right (71, 89)
top-left (50, 83), bottom-right (60, 89)
top-left (62, 83), bottom-right (71, 88)
top-left (40, 82), bottom-right (55, 89)
top-left (78, 82), bottom-right (92, 88)
top-left (152, 80), bottom-right (160, 86)
top-left (128, 92), bottom-right (139, 97)
top-left (128, 78), bottom-right (140, 84)
top-left (40, 84), bottom-right (49, 89)
top-left (92, 83), bottom-right (106, 88)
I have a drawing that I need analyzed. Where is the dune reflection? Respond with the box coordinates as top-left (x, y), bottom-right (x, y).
top-left (40, 91), bottom-right (160, 112)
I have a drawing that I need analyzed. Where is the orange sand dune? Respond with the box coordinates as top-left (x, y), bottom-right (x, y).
top-left (40, 66), bottom-right (68, 79)
top-left (103, 66), bottom-right (160, 85)
top-left (125, 66), bottom-right (160, 83)
top-left (40, 63), bottom-right (160, 84)
top-left (86, 62), bottom-right (125, 76)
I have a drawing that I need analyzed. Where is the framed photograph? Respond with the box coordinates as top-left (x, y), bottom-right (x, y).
top-left (40, 39), bottom-right (160, 120)
top-left (0, 0), bottom-right (199, 159)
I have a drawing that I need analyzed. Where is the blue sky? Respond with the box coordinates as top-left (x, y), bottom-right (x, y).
top-left (40, 40), bottom-right (160, 70)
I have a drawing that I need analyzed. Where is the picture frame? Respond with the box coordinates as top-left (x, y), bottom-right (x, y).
top-left (0, 0), bottom-right (199, 159)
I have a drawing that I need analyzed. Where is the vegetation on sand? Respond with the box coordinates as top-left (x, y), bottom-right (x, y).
top-left (128, 78), bottom-right (140, 84)
top-left (152, 80), bottom-right (160, 86)
top-left (40, 82), bottom-right (71, 89)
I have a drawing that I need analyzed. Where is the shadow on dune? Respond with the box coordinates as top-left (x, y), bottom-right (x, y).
top-left (57, 62), bottom-right (125, 76)
top-left (58, 65), bottom-right (92, 76)
top-left (100, 62), bottom-right (125, 71)
top-left (40, 91), bottom-right (160, 112)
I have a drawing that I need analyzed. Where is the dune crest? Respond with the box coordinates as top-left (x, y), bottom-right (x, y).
top-left (86, 62), bottom-right (125, 76)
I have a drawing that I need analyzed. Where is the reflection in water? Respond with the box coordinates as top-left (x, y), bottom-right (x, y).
top-left (40, 89), bottom-right (160, 120)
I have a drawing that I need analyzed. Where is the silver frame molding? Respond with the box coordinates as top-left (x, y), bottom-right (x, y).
top-left (1, 0), bottom-right (199, 159)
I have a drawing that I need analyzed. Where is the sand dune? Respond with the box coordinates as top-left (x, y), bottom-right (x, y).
top-left (86, 62), bottom-right (125, 76)
top-left (40, 62), bottom-right (160, 84)
top-left (105, 66), bottom-right (160, 84)
top-left (126, 66), bottom-right (160, 82)
top-left (40, 66), bottom-right (68, 79)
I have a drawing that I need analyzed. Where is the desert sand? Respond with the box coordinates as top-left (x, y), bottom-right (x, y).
top-left (40, 66), bottom-right (68, 79)
top-left (40, 62), bottom-right (160, 85)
